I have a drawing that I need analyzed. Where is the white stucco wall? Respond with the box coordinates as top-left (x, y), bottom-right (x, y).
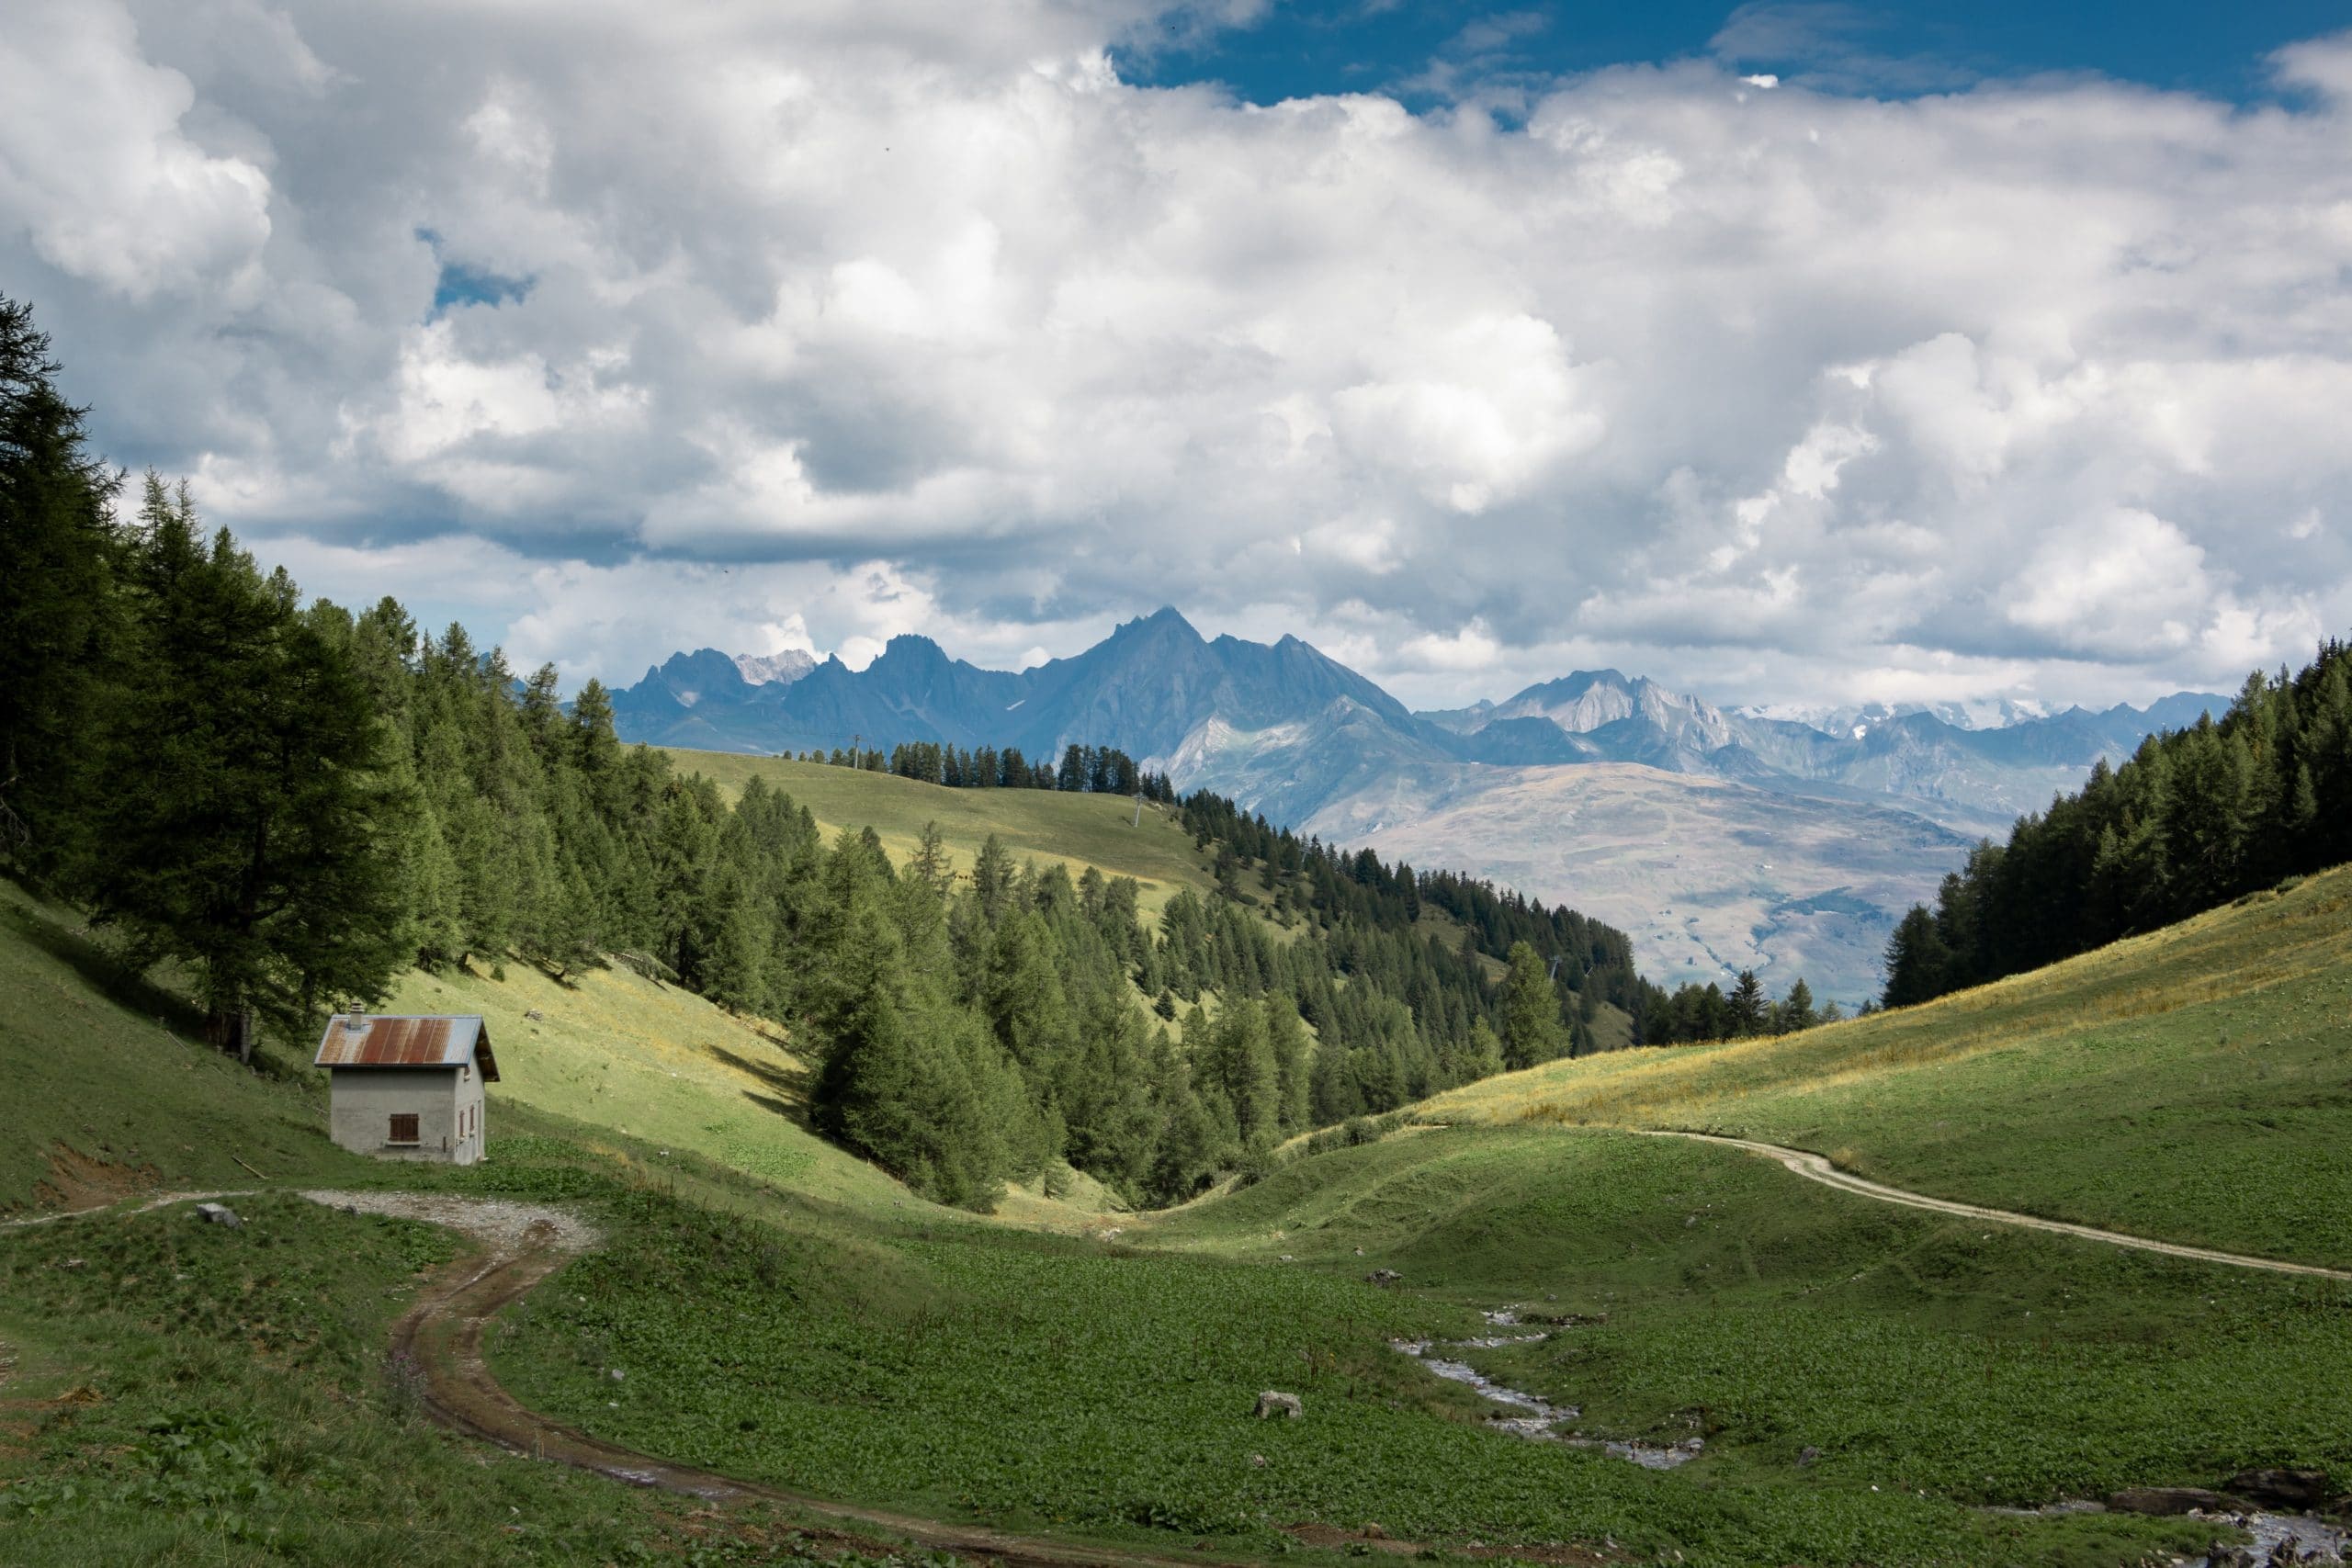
top-left (328, 1066), bottom-right (487, 1166)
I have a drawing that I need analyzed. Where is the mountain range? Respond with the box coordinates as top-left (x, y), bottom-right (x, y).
top-left (608, 610), bottom-right (2225, 1004)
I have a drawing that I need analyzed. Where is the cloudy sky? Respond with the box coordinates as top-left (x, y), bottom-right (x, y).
top-left (6, 1), bottom-right (2350, 714)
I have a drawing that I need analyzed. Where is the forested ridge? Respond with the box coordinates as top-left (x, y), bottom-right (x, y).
top-left (1883, 640), bottom-right (2352, 1008)
top-left (0, 293), bottom-right (1660, 1210)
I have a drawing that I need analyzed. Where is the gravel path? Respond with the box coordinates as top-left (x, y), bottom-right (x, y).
top-left (1638, 1130), bottom-right (2352, 1282)
top-left (300, 1189), bottom-right (601, 1254)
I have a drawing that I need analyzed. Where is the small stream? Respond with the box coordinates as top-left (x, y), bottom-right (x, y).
top-left (1396, 1310), bottom-right (2348, 1560)
top-left (1993, 1502), bottom-right (2347, 1566)
top-left (1389, 1310), bottom-right (1701, 1469)
top-left (2217, 1512), bottom-right (2348, 1565)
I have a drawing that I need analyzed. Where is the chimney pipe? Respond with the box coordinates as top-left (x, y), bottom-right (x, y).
top-left (345, 1005), bottom-right (366, 1033)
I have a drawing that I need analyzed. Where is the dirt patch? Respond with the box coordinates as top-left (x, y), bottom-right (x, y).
top-left (1283, 1522), bottom-right (1618, 1562)
top-left (22, 1144), bottom-right (160, 1216)
top-left (302, 1190), bottom-right (601, 1255)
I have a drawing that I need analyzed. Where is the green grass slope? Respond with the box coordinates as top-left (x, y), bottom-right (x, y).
top-left (0, 885), bottom-right (984, 1564)
top-left (672, 750), bottom-right (1639, 1043)
top-left (1151, 1122), bottom-right (2348, 1548)
top-left (0, 879), bottom-right (377, 1210)
top-left (1427, 863), bottom-right (2352, 1265)
top-left (672, 750), bottom-right (1225, 923)
top-left (378, 956), bottom-right (913, 1214)
top-left (2, 861), bottom-right (2336, 1565)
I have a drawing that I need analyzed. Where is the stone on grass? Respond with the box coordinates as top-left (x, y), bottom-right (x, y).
top-left (1364, 1269), bottom-right (1402, 1286)
top-left (1796, 1446), bottom-right (1821, 1468)
top-left (193, 1202), bottom-right (242, 1228)
top-left (1255, 1391), bottom-right (1303, 1420)
top-left (2226, 1469), bottom-right (2330, 1510)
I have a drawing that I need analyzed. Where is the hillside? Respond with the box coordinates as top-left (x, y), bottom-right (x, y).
top-left (8, 857), bottom-right (2351, 1564)
top-left (1320, 761), bottom-right (1970, 1004)
top-left (672, 748), bottom-right (1638, 1056)
top-left (618, 617), bottom-right (2218, 1005)
top-left (0, 878), bottom-right (376, 1208)
top-left (668, 748), bottom-right (1229, 924)
top-left (1426, 862), bottom-right (2352, 1265)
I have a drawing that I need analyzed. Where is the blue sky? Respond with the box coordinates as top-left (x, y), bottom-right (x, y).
top-left (1122, 2), bottom-right (2352, 106)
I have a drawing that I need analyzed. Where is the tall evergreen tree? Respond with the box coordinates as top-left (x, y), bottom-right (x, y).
top-left (1498, 941), bottom-right (1565, 1069)
top-left (87, 481), bottom-right (410, 1055)
top-left (0, 295), bottom-right (120, 873)
top-left (1725, 969), bottom-right (1765, 1036)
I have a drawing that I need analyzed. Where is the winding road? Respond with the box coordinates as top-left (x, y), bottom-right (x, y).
top-left (1636, 1129), bottom-right (2352, 1282)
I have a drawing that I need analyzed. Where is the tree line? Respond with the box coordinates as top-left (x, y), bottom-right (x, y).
top-left (1883, 643), bottom-right (2352, 1008)
top-left (1641, 971), bottom-right (1848, 1043)
top-left (0, 292), bottom-right (1665, 1210)
top-left (769, 739), bottom-right (1175, 796)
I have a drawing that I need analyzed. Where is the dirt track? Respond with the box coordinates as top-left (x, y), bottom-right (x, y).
top-left (8, 1188), bottom-right (1215, 1565)
top-left (358, 1190), bottom-right (1228, 1567)
top-left (1638, 1130), bottom-right (2352, 1282)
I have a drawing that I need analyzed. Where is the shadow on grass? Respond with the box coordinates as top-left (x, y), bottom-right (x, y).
top-left (712, 1042), bottom-right (822, 1134)
top-left (2, 883), bottom-right (205, 1038)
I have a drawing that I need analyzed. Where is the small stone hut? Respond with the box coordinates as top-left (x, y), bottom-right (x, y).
top-left (314, 1012), bottom-right (498, 1166)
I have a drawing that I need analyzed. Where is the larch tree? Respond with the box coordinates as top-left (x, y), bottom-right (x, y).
top-left (87, 479), bottom-right (410, 1057)
top-left (0, 294), bottom-right (120, 874)
top-left (1498, 941), bottom-right (1565, 1070)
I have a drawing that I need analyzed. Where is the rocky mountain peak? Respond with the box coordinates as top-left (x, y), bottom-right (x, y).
top-left (733, 649), bottom-right (816, 687)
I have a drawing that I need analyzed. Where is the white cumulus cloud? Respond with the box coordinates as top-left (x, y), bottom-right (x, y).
top-left (1, 3), bottom-right (2347, 713)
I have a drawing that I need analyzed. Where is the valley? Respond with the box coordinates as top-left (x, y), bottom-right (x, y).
top-left (1306, 761), bottom-right (1968, 1005)
top-left (612, 613), bottom-right (2222, 1005)
top-left (6, 12), bottom-right (2345, 1563)
top-left (6, 801), bottom-right (2349, 1564)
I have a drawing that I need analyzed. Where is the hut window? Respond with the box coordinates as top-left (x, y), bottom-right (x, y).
top-left (389, 1113), bottom-right (420, 1145)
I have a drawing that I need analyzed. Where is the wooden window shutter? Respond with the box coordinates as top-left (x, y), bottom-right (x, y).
top-left (389, 1112), bottom-right (419, 1144)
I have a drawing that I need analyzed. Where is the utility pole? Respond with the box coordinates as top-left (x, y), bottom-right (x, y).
top-left (851, 732), bottom-right (862, 769)
top-left (1133, 789), bottom-right (1144, 828)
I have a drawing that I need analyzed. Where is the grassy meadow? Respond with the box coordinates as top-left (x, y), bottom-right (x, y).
top-left (670, 750), bottom-right (1225, 925)
top-left (379, 953), bottom-right (914, 1213)
top-left (1426, 863), bottom-right (2352, 1263)
top-left (7, 838), bottom-right (2352, 1563)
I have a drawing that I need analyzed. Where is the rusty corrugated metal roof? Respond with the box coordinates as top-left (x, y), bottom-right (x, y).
top-left (314, 1015), bottom-right (499, 1081)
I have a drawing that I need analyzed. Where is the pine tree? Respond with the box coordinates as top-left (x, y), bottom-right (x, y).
top-left (1882, 907), bottom-right (1953, 1009)
top-left (0, 294), bottom-right (121, 873)
top-left (1726, 969), bottom-right (1765, 1035)
top-left (1458, 1019), bottom-right (1506, 1082)
top-left (909, 819), bottom-right (954, 897)
top-left (1781, 977), bottom-right (1815, 1033)
top-left (89, 483), bottom-right (411, 1056)
top-left (970, 832), bottom-right (1015, 921)
top-left (1497, 941), bottom-right (1565, 1069)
